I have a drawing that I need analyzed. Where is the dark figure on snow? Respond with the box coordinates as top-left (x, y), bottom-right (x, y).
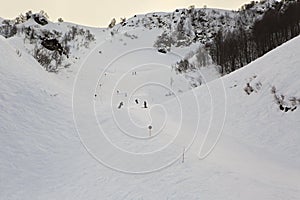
top-left (284, 106), bottom-right (291, 112)
top-left (135, 99), bottom-right (139, 104)
top-left (279, 104), bottom-right (284, 111)
top-left (118, 102), bottom-right (124, 109)
top-left (143, 101), bottom-right (148, 108)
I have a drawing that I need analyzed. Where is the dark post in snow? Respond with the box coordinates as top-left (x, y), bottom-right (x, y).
top-left (148, 125), bottom-right (152, 137)
top-left (182, 147), bottom-right (185, 163)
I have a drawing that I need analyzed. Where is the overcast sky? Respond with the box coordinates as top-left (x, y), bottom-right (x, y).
top-left (0, 0), bottom-right (250, 27)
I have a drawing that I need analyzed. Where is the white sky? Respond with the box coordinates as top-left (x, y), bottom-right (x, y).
top-left (0, 0), bottom-right (250, 27)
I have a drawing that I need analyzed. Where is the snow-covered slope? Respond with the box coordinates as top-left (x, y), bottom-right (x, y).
top-left (1, 10), bottom-right (300, 198)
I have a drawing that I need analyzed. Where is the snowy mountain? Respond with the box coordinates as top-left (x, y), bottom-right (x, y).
top-left (1, 2), bottom-right (300, 199)
top-left (1, 0), bottom-right (295, 77)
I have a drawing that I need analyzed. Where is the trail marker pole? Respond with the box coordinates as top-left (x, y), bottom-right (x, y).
top-left (148, 125), bottom-right (152, 137)
top-left (182, 147), bottom-right (185, 163)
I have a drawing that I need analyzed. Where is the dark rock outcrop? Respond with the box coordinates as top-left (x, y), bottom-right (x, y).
top-left (41, 38), bottom-right (66, 56)
top-left (33, 14), bottom-right (48, 26)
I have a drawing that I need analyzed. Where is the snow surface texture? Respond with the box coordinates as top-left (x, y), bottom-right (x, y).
top-left (1, 17), bottom-right (300, 200)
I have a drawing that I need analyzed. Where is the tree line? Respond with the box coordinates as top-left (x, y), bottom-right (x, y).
top-left (210, 0), bottom-right (300, 75)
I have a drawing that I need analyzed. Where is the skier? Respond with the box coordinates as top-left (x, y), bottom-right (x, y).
top-left (135, 99), bottom-right (139, 104)
top-left (143, 101), bottom-right (148, 108)
top-left (118, 102), bottom-right (124, 109)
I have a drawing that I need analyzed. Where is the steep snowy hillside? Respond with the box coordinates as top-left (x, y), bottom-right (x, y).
top-left (1, 0), bottom-right (291, 88)
top-left (1, 0), bottom-right (297, 76)
top-left (1, 7), bottom-right (300, 197)
top-left (0, 10), bottom-right (222, 88)
top-left (118, 0), bottom-right (281, 48)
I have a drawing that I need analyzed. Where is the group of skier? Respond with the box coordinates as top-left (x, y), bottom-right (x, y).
top-left (118, 98), bottom-right (148, 109)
